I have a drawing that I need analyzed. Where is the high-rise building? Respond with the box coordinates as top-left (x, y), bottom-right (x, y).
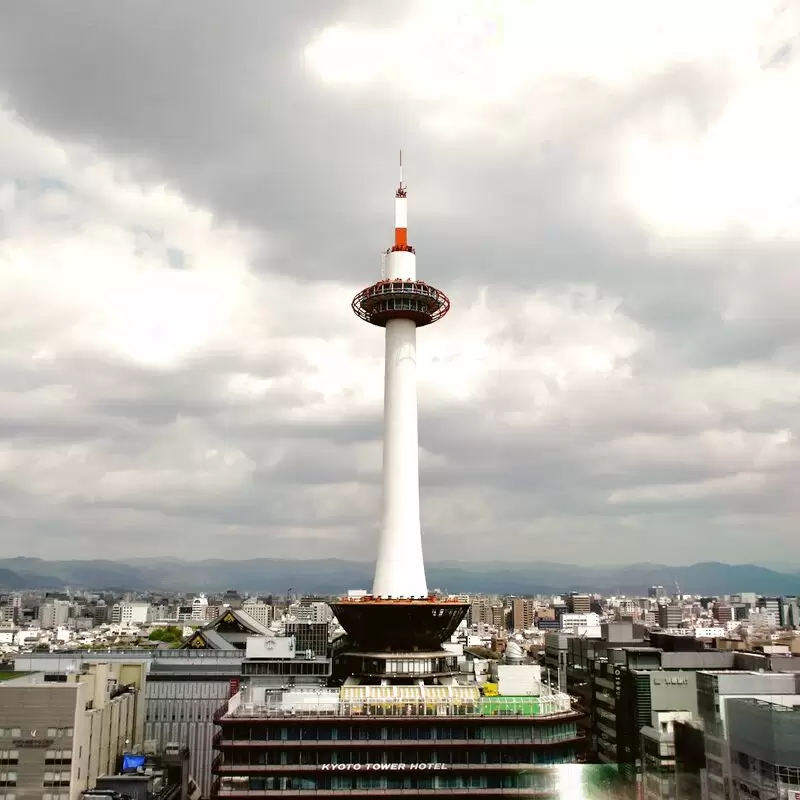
top-left (468, 597), bottom-right (491, 629)
top-left (491, 604), bottom-right (510, 632)
top-left (657, 604), bottom-right (683, 629)
top-left (211, 162), bottom-right (583, 797)
top-left (567, 593), bottom-right (591, 615)
top-left (714, 603), bottom-right (733, 624)
top-left (39, 600), bottom-right (71, 629)
top-left (512, 598), bottom-right (536, 632)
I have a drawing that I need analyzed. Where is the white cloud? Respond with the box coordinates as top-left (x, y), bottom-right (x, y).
top-left (617, 64), bottom-right (800, 239)
top-left (306, 0), bottom-right (765, 138)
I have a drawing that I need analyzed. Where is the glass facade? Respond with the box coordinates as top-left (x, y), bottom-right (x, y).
top-left (213, 716), bottom-right (582, 797)
top-left (218, 770), bottom-right (565, 793)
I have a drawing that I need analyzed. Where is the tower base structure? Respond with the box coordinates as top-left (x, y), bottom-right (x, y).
top-left (328, 596), bottom-right (469, 685)
top-left (329, 596), bottom-right (468, 653)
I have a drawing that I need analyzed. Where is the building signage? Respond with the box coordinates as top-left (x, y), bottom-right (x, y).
top-left (13, 738), bottom-right (54, 749)
top-left (320, 763), bottom-right (448, 772)
top-left (653, 677), bottom-right (688, 686)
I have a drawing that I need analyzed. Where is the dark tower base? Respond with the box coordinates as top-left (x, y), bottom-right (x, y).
top-left (329, 598), bottom-right (469, 652)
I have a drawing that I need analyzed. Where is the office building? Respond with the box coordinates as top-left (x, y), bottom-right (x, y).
top-left (657, 604), bottom-right (683, 629)
top-left (640, 712), bottom-right (693, 800)
top-left (566, 594), bottom-right (591, 615)
top-left (110, 602), bottom-right (151, 627)
top-left (695, 670), bottom-right (800, 800)
top-left (0, 661), bottom-right (145, 800)
top-left (512, 598), bottom-right (536, 632)
top-left (727, 699), bottom-right (800, 799)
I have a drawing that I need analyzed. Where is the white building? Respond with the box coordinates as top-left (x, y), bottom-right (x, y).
top-left (39, 600), bottom-right (71, 629)
top-left (110, 602), bottom-right (151, 627)
top-left (561, 612), bottom-right (601, 634)
top-left (191, 594), bottom-right (209, 621)
top-left (241, 601), bottom-right (273, 628)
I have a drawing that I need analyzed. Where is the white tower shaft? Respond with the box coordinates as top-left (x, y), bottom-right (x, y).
top-left (372, 315), bottom-right (427, 598)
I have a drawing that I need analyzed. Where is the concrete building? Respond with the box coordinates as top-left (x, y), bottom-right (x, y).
top-left (110, 602), bottom-right (150, 627)
top-left (191, 595), bottom-right (209, 622)
top-left (695, 670), bottom-right (800, 800)
top-left (561, 612), bottom-right (601, 634)
top-left (468, 598), bottom-right (491, 629)
top-left (657, 604), bottom-right (683, 629)
top-left (0, 661), bottom-right (145, 800)
top-left (39, 601), bottom-right (71, 630)
top-left (758, 596), bottom-right (781, 628)
top-left (292, 601), bottom-right (331, 625)
top-left (240, 601), bottom-right (273, 628)
top-left (640, 711), bottom-right (693, 800)
top-left (489, 604), bottom-right (509, 631)
top-left (566, 593), bottom-right (591, 615)
top-left (511, 598), bottom-right (535, 632)
top-left (727, 699), bottom-right (800, 799)
top-left (591, 647), bottom-right (736, 772)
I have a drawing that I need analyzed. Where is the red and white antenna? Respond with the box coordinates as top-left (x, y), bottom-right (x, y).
top-left (395, 149), bottom-right (408, 250)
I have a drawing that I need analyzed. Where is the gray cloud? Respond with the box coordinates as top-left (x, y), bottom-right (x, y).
top-left (0, 1), bottom-right (798, 568)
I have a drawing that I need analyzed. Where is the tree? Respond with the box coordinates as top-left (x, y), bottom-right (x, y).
top-left (148, 626), bottom-right (183, 643)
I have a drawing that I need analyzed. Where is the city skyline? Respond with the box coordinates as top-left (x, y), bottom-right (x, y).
top-left (0, 1), bottom-right (799, 565)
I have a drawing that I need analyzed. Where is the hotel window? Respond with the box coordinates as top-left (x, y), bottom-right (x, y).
top-left (0, 732), bottom-right (20, 739)
top-left (0, 794), bottom-right (15, 800)
top-left (44, 750), bottom-right (71, 766)
top-left (0, 753), bottom-right (18, 766)
top-left (45, 729), bottom-right (72, 739)
top-left (42, 772), bottom-right (70, 787)
top-left (0, 772), bottom-right (17, 787)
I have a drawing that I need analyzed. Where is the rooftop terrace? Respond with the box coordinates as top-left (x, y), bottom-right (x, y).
top-left (219, 685), bottom-right (575, 721)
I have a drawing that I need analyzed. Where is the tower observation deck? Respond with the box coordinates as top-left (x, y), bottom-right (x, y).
top-left (330, 155), bottom-right (468, 654)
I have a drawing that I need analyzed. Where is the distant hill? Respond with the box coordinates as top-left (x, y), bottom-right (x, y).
top-left (0, 566), bottom-right (60, 590)
top-left (0, 557), bottom-right (797, 596)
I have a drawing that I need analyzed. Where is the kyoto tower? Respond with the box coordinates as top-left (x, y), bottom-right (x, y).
top-left (330, 156), bottom-right (468, 658)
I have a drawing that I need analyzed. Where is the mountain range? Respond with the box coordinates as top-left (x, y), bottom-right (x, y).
top-left (0, 557), bottom-right (797, 596)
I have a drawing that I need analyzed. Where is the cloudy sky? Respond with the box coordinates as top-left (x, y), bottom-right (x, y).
top-left (0, 0), bottom-right (798, 567)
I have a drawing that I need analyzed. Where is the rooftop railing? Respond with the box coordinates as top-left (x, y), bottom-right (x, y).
top-left (220, 694), bottom-right (574, 720)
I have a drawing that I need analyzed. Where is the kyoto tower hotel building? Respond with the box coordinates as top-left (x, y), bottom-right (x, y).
top-left (211, 162), bottom-right (583, 798)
